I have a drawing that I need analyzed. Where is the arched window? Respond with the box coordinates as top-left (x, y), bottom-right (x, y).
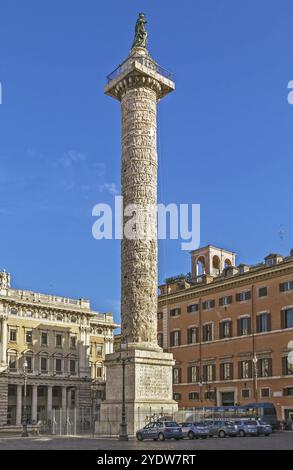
top-left (212, 255), bottom-right (220, 275)
top-left (196, 256), bottom-right (206, 276)
top-left (224, 258), bottom-right (232, 268)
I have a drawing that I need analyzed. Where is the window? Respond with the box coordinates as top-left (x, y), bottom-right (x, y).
top-left (173, 393), bottom-right (182, 401)
top-left (57, 314), bottom-right (63, 321)
top-left (96, 366), bottom-right (103, 378)
top-left (26, 356), bottom-right (33, 372)
top-left (56, 334), bottom-right (63, 347)
top-left (241, 389), bottom-right (250, 399)
top-left (261, 388), bottom-right (270, 398)
top-left (170, 308), bottom-right (181, 317)
top-left (187, 366), bottom-right (199, 383)
top-left (237, 317), bottom-right (251, 336)
top-left (40, 357), bottom-right (48, 372)
top-left (257, 313), bottom-right (271, 333)
top-left (71, 316), bottom-right (77, 323)
top-left (258, 287), bottom-right (268, 298)
top-left (26, 330), bottom-right (32, 344)
top-left (202, 300), bottom-right (215, 310)
top-left (41, 332), bottom-right (48, 346)
top-left (282, 356), bottom-right (293, 375)
top-left (23, 356), bottom-right (33, 372)
top-left (96, 390), bottom-right (104, 400)
top-left (170, 330), bottom-right (181, 347)
top-left (258, 358), bottom-right (272, 377)
top-left (70, 360), bottom-right (76, 374)
top-left (157, 333), bottom-right (163, 348)
top-left (187, 304), bottom-right (198, 313)
top-left (219, 321), bottom-right (232, 339)
top-left (55, 358), bottom-right (62, 373)
top-left (239, 360), bottom-right (252, 379)
top-left (204, 389), bottom-right (215, 400)
top-left (202, 323), bottom-right (213, 342)
top-left (281, 309), bottom-right (293, 329)
top-left (9, 329), bottom-right (17, 342)
top-left (220, 362), bottom-right (233, 380)
top-left (219, 296), bottom-right (232, 306)
top-left (189, 392), bottom-right (200, 400)
top-left (42, 312), bottom-right (48, 319)
top-left (265, 257), bottom-right (276, 267)
top-left (284, 387), bottom-right (293, 396)
top-left (70, 335), bottom-right (77, 349)
top-left (38, 387), bottom-right (45, 397)
top-left (236, 291), bottom-right (251, 302)
top-left (203, 364), bottom-right (215, 382)
top-left (9, 355), bottom-right (17, 370)
top-left (10, 308), bottom-right (18, 315)
top-left (157, 312), bottom-right (163, 320)
top-left (173, 368), bottom-right (181, 384)
top-left (96, 344), bottom-right (104, 356)
top-left (280, 281), bottom-right (293, 292)
top-left (187, 327), bottom-right (198, 344)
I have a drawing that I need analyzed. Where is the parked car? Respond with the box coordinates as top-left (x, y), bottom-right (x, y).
top-left (255, 419), bottom-right (272, 436)
top-left (233, 419), bottom-right (258, 437)
top-left (136, 421), bottom-right (183, 441)
top-left (204, 420), bottom-right (237, 438)
top-left (179, 422), bottom-right (209, 439)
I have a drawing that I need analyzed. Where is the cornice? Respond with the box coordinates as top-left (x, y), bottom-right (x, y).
top-left (158, 261), bottom-right (293, 307)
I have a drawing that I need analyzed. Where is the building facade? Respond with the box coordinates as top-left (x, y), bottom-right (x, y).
top-left (158, 245), bottom-right (293, 421)
top-left (0, 270), bottom-right (118, 426)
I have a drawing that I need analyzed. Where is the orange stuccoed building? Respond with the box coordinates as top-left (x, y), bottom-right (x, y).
top-left (157, 245), bottom-right (293, 421)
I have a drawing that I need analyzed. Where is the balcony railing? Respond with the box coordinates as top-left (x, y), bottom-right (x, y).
top-left (6, 289), bottom-right (91, 309)
top-left (107, 55), bottom-right (173, 83)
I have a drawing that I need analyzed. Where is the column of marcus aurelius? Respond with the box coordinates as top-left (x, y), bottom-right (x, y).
top-left (98, 14), bottom-right (178, 436)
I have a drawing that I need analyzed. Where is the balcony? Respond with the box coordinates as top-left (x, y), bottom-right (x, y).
top-left (106, 54), bottom-right (173, 84)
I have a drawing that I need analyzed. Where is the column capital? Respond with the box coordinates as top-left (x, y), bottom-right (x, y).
top-left (105, 53), bottom-right (174, 102)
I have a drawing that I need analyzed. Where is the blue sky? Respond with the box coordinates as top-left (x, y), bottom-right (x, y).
top-left (1, 1), bottom-right (293, 324)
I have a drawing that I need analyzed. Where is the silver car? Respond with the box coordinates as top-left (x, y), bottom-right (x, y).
top-left (179, 422), bottom-right (209, 439)
top-left (204, 420), bottom-right (237, 438)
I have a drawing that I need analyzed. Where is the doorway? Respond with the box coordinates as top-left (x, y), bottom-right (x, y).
top-left (221, 391), bottom-right (235, 406)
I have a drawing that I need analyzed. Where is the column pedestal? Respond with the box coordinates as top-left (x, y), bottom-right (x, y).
top-left (98, 347), bottom-right (177, 436)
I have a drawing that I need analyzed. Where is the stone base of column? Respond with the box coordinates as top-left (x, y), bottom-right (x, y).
top-left (97, 348), bottom-right (178, 436)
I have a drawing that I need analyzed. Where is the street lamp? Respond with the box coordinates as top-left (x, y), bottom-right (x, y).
top-left (118, 342), bottom-right (128, 441)
top-left (21, 359), bottom-right (28, 437)
top-left (252, 354), bottom-right (258, 404)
